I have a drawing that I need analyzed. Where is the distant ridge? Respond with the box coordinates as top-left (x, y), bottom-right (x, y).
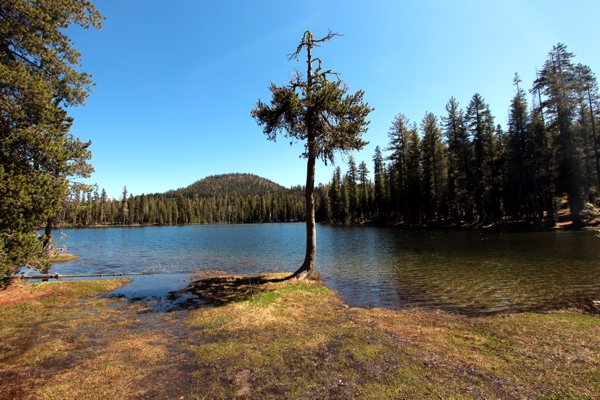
top-left (167, 173), bottom-right (287, 198)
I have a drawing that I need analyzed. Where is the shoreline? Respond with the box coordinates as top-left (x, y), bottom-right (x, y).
top-left (46, 218), bottom-right (600, 233)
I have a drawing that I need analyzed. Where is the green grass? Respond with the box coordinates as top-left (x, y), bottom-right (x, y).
top-left (1, 276), bottom-right (599, 398)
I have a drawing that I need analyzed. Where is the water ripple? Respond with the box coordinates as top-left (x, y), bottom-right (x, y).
top-left (48, 224), bottom-right (600, 314)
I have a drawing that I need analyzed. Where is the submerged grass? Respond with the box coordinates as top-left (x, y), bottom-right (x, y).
top-left (47, 253), bottom-right (79, 263)
top-left (1, 275), bottom-right (599, 398)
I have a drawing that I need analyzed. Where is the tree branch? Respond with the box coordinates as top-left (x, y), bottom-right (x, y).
top-left (287, 30), bottom-right (343, 61)
top-left (312, 29), bottom-right (343, 44)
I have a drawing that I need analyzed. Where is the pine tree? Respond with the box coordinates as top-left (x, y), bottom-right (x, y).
top-left (443, 97), bottom-right (473, 223)
top-left (531, 70), bottom-right (557, 226)
top-left (252, 30), bottom-right (372, 279)
top-left (316, 184), bottom-right (331, 222)
top-left (0, 0), bottom-right (102, 274)
top-left (373, 146), bottom-right (387, 221)
top-left (386, 114), bottom-right (411, 221)
top-left (346, 155), bottom-right (359, 222)
top-left (90, 187), bottom-right (99, 225)
top-left (357, 161), bottom-right (370, 221)
top-left (121, 187), bottom-right (128, 226)
top-left (465, 93), bottom-right (496, 223)
top-left (329, 168), bottom-right (342, 222)
top-left (420, 112), bottom-right (446, 220)
top-left (506, 74), bottom-right (535, 221)
top-left (533, 44), bottom-right (585, 224)
top-left (340, 172), bottom-right (350, 224)
top-left (405, 127), bottom-right (422, 223)
top-left (575, 64), bottom-right (600, 201)
top-left (490, 124), bottom-right (505, 222)
top-left (100, 189), bottom-right (107, 225)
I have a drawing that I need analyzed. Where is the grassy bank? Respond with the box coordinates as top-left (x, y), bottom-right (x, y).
top-left (1, 276), bottom-right (599, 398)
top-left (47, 253), bottom-right (79, 263)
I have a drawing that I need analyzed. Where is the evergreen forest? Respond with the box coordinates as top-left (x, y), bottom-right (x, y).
top-left (57, 44), bottom-right (600, 229)
top-left (58, 173), bottom-right (307, 226)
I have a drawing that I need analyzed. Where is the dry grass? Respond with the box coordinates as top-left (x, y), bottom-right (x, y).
top-left (0, 278), bottom-right (127, 306)
top-left (1, 276), bottom-right (599, 399)
top-left (183, 275), bottom-right (600, 398)
top-left (47, 253), bottom-right (79, 263)
top-left (0, 279), bottom-right (199, 399)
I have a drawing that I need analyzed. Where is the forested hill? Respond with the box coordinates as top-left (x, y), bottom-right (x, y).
top-left (58, 173), bottom-right (307, 226)
top-left (167, 173), bottom-right (286, 199)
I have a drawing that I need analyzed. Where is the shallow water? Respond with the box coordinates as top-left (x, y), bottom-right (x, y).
top-left (47, 224), bottom-right (600, 314)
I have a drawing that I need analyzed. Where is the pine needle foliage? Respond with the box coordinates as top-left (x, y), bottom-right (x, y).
top-left (0, 0), bottom-right (102, 275)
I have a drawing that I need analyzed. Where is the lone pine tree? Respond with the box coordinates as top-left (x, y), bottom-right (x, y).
top-left (252, 30), bottom-right (372, 279)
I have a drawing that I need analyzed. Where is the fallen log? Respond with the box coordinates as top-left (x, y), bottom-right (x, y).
top-left (5, 272), bottom-right (150, 280)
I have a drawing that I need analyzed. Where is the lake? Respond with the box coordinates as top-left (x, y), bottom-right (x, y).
top-left (48, 224), bottom-right (600, 314)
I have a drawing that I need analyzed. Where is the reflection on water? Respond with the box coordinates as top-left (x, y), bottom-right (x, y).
top-left (49, 224), bottom-right (600, 314)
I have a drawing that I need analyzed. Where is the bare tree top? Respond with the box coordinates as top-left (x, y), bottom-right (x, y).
top-left (287, 30), bottom-right (344, 62)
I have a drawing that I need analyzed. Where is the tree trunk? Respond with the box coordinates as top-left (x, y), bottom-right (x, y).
top-left (43, 218), bottom-right (53, 255)
top-left (292, 149), bottom-right (317, 279)
top-left (41, 218), bottom-right (53, 277)
top-left (291, 37), bottom-right (317, 280)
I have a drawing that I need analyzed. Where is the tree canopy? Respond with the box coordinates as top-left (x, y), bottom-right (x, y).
top-left (321, 43), bottom-right (600, 228)
top-left (0, 0), bottom-right (102, 275)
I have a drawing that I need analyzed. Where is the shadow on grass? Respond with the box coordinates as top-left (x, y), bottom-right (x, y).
top-left (182, 274), bottom-right (293, 307)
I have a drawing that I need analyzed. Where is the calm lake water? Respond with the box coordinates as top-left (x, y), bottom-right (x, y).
top-left (49, 224), bottom-right (600, 314)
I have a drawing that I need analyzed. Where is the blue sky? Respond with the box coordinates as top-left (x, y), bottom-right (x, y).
top-left (66, 0), bottom-right (600, 198)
